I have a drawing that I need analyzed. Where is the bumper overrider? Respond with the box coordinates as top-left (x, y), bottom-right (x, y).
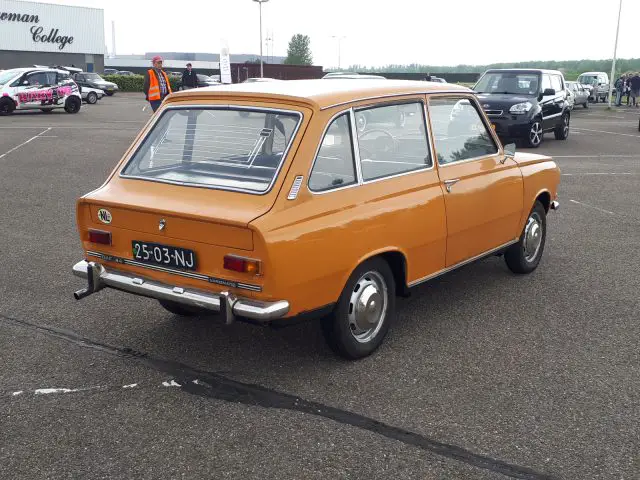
top-left (72, 260), bottom-right (290, 324)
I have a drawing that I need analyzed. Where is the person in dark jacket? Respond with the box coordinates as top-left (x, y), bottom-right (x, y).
top-left (143, 55), bottom-right (172, 112)
top-left (615, 75), bottom-right (625, 106)
top-left (629, 73), bottom-right (640, 107)
top-left (181, 63), bottom-right (198, 90)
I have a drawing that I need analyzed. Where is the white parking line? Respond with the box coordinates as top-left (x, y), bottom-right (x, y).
top-left (0, 128), bottom-right (51, 160)
top-left (573, 128), bottom-right (640, 138)
top-left (554, 154), bottom-right (640, 158)
top-left (570, 199), bottom-right (616, 215)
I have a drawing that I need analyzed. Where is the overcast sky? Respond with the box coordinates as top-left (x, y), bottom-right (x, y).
top-left (40, 0), bottom-right (638, 68)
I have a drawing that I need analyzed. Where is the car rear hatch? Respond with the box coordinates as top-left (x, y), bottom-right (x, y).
top-left (77, 103), bottom-right (309, 296)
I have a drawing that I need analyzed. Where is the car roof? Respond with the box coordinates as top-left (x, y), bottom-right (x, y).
top-left (484, 68), bottom-right (564, 75)
top-left (169, 78), bottom-right (470, 110)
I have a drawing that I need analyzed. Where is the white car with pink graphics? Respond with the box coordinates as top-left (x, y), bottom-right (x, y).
top-left (0, 67), bottom-right (82, 115)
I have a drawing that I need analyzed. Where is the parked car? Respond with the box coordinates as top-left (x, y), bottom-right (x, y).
top-left (242, 77), bottom-right (283, 83)
top-left (473, 69), bottom-right (571, 148)
top-left (429, 76), bottom-right (446, 83)
top-left (71, 79), bottom-right (561, 359)
top-left (80, 85), bottom-right (105, 104)
top-left (103, 68), bottom-right (119, 75)
top-left (577, 72), bottom-right (611, 103)
top-left (0, 67), bottom-right (82, 115)
top-left (178, 74), bottom-right (221, 90)
top-left (73, 72), bottom-right (119, 96)
top-left (566, 81), bottom-right (589, 109)
top-left (117, 70), bottom-right (135, 76)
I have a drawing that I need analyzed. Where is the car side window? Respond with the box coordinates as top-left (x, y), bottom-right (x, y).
top-left (551, 75), bottom-right (563, 92)
top-left (429, 97), bottom-right (498, 166)
top-left (355, 102), bottom-right (431, 182)
top-left (541, 75), bottom-right (552, 93)
top-left (25, 72), bottom-right (50, 86)
top-left (309, 113), bottom-right (357, 192)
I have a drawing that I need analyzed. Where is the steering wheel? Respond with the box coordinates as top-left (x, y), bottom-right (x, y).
top-left (358, 129), bottom-right (397, 160)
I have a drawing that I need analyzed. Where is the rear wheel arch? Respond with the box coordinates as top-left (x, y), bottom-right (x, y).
top-left (345, 249), bottom-right (410, 299)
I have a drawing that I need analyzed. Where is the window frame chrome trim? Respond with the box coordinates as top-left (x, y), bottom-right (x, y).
top-left (319, 89), bottom-right (469, 111)
top-left (427, 94), bottom-right (502, 168)
top-left (407, 238), bottom-right (519, 288)
top-left (118, 104), bottom-right (305, 196)
top-left (307, 107), bottom-right (360, 195)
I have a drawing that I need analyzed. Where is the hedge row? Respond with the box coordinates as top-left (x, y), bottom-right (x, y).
top-left (103, 74), bottom-right (181, 93)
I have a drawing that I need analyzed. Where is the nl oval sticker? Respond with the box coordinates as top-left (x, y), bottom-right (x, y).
top-left (97, 208), bottom-right (112, 224)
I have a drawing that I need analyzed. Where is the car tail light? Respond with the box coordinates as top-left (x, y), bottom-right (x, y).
top-left (88, 229), bottom-right (111, 245)
top-left (224, 255), bottom-right (260, 274)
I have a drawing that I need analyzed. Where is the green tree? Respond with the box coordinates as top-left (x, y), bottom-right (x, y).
top-left (284, 34), bottom-right (313, 65)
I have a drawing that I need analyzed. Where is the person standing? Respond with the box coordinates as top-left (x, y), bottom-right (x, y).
top-left (629, 73), bottom-right (640, 108)
top-left (143, 55), bottom-right (172, 112)
top-left (614, 75), bottom-right (625, 106)
top-left (181, 63), bottom-right (198, 90)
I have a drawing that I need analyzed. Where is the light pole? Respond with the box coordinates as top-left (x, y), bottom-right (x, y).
top-left (253, 0), bottom-right (269, 78)
top-left (608, 0), bottom-right (623, 107)
top-left (332, 35), bottom-right (346, 70)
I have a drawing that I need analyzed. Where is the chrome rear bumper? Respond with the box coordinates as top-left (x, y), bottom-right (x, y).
top-left (72, 260), bottom-right (289, 324)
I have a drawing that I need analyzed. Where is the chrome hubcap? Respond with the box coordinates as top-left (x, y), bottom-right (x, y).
top-left (348, 271), bottom-right (388, 343)
top-left (530, 122), bottom-right (542, 145)
top-left (523, 212), bottom-right (543, 262)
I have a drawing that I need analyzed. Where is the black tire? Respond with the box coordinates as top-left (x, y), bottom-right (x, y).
top-left (504, 201), bottom-right (547, 274)
top-left (105, 92), bottom-right (114, 96)
top-left (321, 258), bottom-right (396, 359)
top-left (86, 92), bottom-right (98, 104)
top-left (0, 98), bottom-right (15, 116)
top-left (64, 96), bottom-right (81, 114)
top-left (583, 101), bottom-right (589, 109)
top-left (158, 300), bottom-right (202, 317)
top-left (525, 118), bottom-right (543, 148)
top-left (554, 113), bottom-right (570, 140)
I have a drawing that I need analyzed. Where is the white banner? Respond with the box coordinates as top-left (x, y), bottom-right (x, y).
top-left (220, 42), bottom-right (232, 84)
top-left (0, 0), bottom-right (105, 54)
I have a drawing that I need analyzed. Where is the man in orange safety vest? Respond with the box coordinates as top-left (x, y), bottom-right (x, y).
top-left (143, 55), bottom-right (172, 112)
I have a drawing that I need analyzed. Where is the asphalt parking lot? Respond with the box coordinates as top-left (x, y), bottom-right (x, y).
top-left (1, 94), bottom-right (639, 480)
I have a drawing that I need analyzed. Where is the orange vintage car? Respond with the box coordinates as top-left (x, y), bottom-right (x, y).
top-left (72, 79), bottom-right (560, 359)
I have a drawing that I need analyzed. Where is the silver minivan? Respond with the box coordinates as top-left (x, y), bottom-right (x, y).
top-left (577, 72), bottom-right (611, 103)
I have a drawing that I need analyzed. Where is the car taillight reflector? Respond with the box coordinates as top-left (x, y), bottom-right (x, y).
top-left (224, 255), bottom-right (260, 274)
top-left (88, 229), bottom-right (111, 245)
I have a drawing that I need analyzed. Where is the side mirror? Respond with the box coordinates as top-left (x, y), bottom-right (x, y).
top-left (543, 88), bottom-right (556, 96)
top-left (501, 143), bottom-right (516, 164)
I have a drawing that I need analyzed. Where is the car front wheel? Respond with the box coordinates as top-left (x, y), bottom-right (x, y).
top-left (504, 201), bottom-right (547, 274)
top-left (64, 96), bottom-right (81, 114)
top-left (525, 119), bottom-right (543, 148)
top-left (554, 113), bottom-right (570, 140)
top-left (321, 258), bottom-right (396, 359)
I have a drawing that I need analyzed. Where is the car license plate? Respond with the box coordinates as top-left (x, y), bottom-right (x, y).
top-left (132, 241), bottom-right (197, 271)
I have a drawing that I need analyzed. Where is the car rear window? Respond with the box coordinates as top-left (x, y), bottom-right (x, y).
top-left (121, 107), bottom-right (302, 193)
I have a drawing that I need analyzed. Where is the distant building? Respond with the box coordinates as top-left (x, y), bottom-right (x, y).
top-left (0, 0), bottom-right (105, 71)
top-left (105, 51), bottom-right (287, 76)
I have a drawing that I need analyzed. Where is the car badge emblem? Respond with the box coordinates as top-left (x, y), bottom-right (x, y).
top-left (159, 219), bottom-right (166, 231)
top-left (483, 104), bottom-right (491, 109)
top-left (97, 208), bottom-right (112, 224)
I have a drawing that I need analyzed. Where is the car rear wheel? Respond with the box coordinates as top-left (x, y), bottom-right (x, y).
top-left (504, 201), bottom-right (547, 274)
top-left (0, 98), bottom-right (15, 116)
top-left (64, 96), bottom-right (81, 114)
top-left (525, 119), bottom-right (543, 148)
top-left (321, 258), bottom-right (396, 359)
top-left (86, 92), bottom-right (98, 104)
top-left (554, 113), bottom-right (570, 140)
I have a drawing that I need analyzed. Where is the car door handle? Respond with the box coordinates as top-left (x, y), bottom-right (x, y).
top-left (443, 179), bottom-right (460, 193)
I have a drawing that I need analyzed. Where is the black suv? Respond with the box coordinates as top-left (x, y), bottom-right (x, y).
top-left (473, 69), bottom-right (570, 148)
